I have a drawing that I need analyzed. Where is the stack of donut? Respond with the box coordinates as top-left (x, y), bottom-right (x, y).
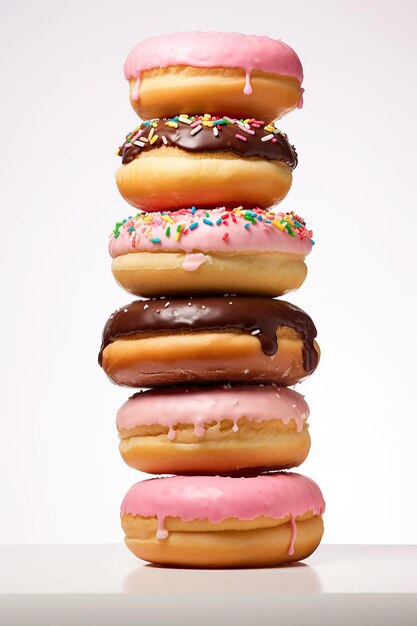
top-left (99, 32), bottom-right (325, 568)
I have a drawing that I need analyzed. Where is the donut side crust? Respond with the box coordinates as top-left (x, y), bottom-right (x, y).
top-left (122, 513), bottom-right (324, 567)
top-left (112, 251), bottom-right (307, 297)
top-left (129, 67), bottom-right (302, 122)
top-left (101, 328), bottom-right (320, 387)
top-left (118, 420), bottom-right (311, 474)
top-left (115, 150), bottom-right (292, 211)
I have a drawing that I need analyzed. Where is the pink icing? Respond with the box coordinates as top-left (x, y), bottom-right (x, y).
top-left (116, 384), bottom-right (309, 440)
top-left (109, 208), bottom-right (313, 259)
top-left (182, 252), bottom-right (210, 271)
top-left (289, 516), bottom-right (297, 554)
top-left (131, 77), bottom-right (141, 100)
top-left (121, 472), bottom-right (325, 553)
top-left (123, 32), bottom-right (303, 103)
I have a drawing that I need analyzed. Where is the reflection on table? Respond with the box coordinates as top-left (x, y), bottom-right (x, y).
top-left (123, 561), bottom-right (322, 593)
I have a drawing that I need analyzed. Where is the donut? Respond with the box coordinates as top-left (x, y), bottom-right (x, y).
top-left (117, 384), bottom-right (311, 475)
top-left (110, 207), bottom-right (314, 297)
top-left (123, 32), bottom-right (304, 122)
top-left (98, 296), bottom-right (320, 387)
top-left (121, 473), bottom-right (325, 567)
top-left (116, 116), bottom-right (297, 212)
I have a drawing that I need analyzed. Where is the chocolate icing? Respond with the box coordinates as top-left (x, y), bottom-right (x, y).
top-left (118, 118), bottom-right (298, 168)
top-left (98, 297), bottom-right (318, 372)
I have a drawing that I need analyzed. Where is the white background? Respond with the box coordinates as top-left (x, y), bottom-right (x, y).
top-left (0, 0), bottom-right (416, 545)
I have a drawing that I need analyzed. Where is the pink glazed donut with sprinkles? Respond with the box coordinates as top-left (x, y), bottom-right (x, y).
top-left (109, 207), bottom-right (314, 297)
top-left (124, 32), bottom-right (304, 121)
top-left (121, 473), bottom-right (325, 567)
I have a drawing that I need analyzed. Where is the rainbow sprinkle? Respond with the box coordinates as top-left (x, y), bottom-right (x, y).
top-left (117, 115), bottom-right (293, 158)
top-left (110, 207), bottom-right (314, 245)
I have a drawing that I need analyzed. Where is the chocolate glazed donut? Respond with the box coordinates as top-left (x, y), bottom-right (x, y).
top-left (118, 117), bottom-right (298, 167)
top-left (115, 116), bottom-right (297, 212)
top-left (98, 297), bottom-right (319, 387)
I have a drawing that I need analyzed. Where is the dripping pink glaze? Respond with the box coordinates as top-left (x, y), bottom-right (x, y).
top-left (244, 72), bottom-right (252, 95)
top-left (116, 385), bottom-right (309, 440)
top-left (182, 252), bottom-right (210, 271)
top-left (131, 77), bottom-right (141, 100)
top-left (109, 208), bottom-right (313, 259)
top-left (289, 516), bottom-right (297, 555)
top-left (123, 32), bottom-right (303, 103)
top-left (121, 473), bottom-right (325, 552)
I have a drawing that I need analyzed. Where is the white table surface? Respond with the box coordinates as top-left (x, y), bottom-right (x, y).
top-left (1, 544), bottom-right (416, 625)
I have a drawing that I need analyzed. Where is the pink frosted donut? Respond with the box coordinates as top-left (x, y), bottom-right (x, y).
top-left (123, 32), bottom-right (304, 121)
top-left (110, 207), bottom-right (314, 297)
top-left (117, 384), bottom-right (311, 474)
top-left (121, 473), bottom-right (325, 567)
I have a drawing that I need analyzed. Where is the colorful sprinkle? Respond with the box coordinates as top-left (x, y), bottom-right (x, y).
top-left (237, 124), bottom-right (255, 135)
top-left (111, 208), bottom-right (314, 247)
top-left (190, 124), bottom-right (203, 136)
top-left (113, 221), bottom-right (124, 239)
top-left (174, 223), bottom-right (183, 241)
top-left (272, 220), bottom-right (286, 231)
top-left (117, 115), bottom-right (296, 169)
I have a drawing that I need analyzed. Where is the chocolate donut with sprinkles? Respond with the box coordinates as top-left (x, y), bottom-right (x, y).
top-left (118, 116), bottom-right (297, 166)
top-left (115, 115), bottom-right (297, 212)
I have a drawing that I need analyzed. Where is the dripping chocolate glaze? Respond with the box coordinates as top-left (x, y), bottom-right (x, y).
top-left (118, 119), bottom-right (298, 168)
top-left (98, 297), bottom-right (317, 372)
